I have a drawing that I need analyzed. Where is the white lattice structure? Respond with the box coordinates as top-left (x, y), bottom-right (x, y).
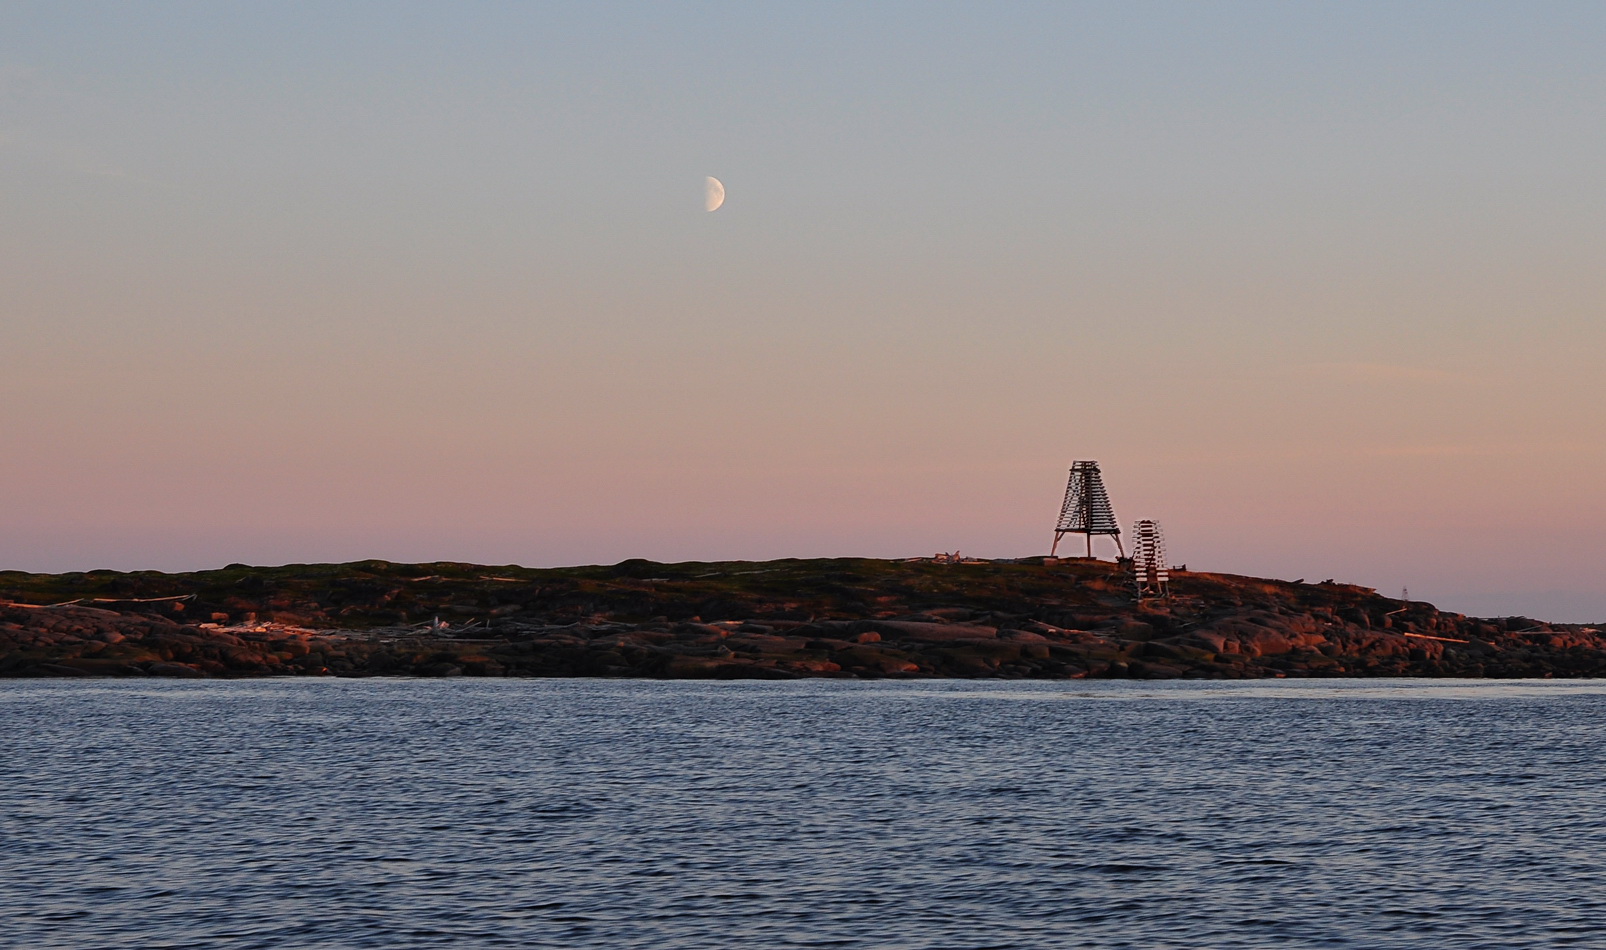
top-left (1131, 520), bottom-right (1169, 599)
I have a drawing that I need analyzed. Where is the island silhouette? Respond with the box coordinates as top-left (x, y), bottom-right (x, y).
top-left (2, 557), bottom-right (1601, 679)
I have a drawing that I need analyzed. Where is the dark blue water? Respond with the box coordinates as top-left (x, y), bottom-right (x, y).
top-left (2, 679), bottom-right (1603, 949)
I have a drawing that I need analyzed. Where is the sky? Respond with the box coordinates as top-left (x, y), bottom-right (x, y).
top-left (1, 1), bottom-right (1603, 620)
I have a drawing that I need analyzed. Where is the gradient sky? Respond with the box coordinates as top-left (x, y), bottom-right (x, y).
top-left (2, 2), bottom-right (1603, 620)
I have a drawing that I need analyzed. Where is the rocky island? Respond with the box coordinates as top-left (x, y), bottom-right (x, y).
top-left (1, 557), bottom-right (1601, 679)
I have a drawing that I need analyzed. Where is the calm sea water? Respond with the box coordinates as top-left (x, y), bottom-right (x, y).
top-left (2, 678), bottom-right (1603, 949)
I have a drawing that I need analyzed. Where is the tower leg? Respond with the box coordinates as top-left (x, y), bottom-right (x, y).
top-left (1050, 532), bottom-right (1061, 557)
top-left (1086, 534), bottom-right (1092, 558)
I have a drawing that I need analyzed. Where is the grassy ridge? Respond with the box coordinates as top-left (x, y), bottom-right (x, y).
top-left (1, 556), bottom-right (1148, 628)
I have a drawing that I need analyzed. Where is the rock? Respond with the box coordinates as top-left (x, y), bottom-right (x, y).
top-left (1129, 661), bottom-right (1185, 679)
top-left (785, 658), bottom-right (843, 674)
top-left (665, 655), bottom-right (732, 677)
top-left (674, 623), bottom-right (729, 638)
top-left (939, 654), bottom-right (997, 675)
top-left (834, 646), bottom-right (919, 674)
top-left (4, 557), bottom-right (1604, 681)
top-left (667, 642), bottom-right (734, 658)
top-left (713, 663), bottom-right (800, 680)
top-left (147, 662), bottom-right (205, 678)
top-left (861, 621), bottom-right (998, 642)
top-left (1112, 621), bottom-right (1157, 639)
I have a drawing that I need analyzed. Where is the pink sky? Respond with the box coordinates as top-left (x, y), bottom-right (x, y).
top-left (2, 4), bottom-right (1603, 620)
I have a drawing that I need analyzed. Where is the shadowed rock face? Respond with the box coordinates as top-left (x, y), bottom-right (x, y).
top-left (1, 558), bottom-right (1601, 679)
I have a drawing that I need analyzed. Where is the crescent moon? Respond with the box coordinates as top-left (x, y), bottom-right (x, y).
top-left (704, 176), bottom-right (725, 212)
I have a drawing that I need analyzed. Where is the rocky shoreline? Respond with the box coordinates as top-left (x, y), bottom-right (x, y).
top-left (2, 557), bottom-right (1601, 679)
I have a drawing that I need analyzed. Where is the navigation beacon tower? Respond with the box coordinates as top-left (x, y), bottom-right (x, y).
top-left (1131, 519), bottom-right (1169, 599)
top-left (1050, 461), bottom-right (1125, 559)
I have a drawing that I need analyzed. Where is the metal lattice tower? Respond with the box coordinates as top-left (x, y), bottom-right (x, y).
top-left (1050, 461), bottom-right (1125, 558)
top-left (1131, 520), bottom-right (1169, 599)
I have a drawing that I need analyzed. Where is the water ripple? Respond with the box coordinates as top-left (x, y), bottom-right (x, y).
top-left (2, 678), bottom-right (1604, 948)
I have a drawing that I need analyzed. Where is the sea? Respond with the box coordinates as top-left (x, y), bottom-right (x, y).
top-left (2, 678), bottom-right (1603, 949)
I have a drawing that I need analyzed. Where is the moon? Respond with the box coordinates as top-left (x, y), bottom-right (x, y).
top-left (704, 176), bottom-right (725, 212)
